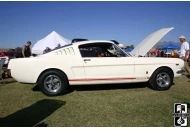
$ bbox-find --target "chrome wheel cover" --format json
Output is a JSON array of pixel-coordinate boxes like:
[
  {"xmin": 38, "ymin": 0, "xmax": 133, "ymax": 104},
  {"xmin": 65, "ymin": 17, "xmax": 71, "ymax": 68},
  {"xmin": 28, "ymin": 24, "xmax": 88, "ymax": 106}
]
[
  {"xmin": 44, "ymin": 75, "xmax": 62, "ymax": 93},
  {"xmin": 156, "ymin": 72, "xmax": 171, "ymax": 88}
]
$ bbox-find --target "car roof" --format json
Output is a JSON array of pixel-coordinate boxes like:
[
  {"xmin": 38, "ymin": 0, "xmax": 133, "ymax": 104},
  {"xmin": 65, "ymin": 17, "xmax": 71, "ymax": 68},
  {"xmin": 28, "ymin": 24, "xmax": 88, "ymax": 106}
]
[
  {"xmin": 72, "ymin": 40, "xmax": 115, "ymax": 47},
  {"xmin": 47, "ymin": 40, "xmax": 115, "ymax": 53}
]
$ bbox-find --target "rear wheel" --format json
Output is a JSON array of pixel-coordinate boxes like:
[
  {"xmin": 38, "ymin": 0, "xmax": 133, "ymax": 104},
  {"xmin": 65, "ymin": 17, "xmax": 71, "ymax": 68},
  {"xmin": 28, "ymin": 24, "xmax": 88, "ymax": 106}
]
[
  {"xmin": 149, "ymin": 68, "xmax": 173, "ymax": 91},
  {"xmin": 38, "ymin": 70, "xmax": 68, "ymax": 96}
]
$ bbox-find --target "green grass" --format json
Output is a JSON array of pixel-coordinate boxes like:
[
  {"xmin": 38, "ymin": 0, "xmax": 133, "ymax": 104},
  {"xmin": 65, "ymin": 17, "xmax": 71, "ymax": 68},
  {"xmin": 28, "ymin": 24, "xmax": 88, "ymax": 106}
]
[{"xmin": 0, "ymin": 75, "xmax": 190, "ymax": 127}]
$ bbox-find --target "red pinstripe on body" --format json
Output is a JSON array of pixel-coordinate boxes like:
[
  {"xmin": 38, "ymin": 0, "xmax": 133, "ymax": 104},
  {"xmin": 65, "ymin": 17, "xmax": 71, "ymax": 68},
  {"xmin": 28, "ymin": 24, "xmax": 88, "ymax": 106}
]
[{"xmin": 69, "ymin": 77, "xmax": 149, "ymax": 82}]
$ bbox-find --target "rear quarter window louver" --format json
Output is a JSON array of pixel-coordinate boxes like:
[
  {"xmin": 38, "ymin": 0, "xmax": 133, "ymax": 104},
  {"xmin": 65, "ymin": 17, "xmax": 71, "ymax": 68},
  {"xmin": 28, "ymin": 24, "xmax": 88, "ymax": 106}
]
[{"xmin": 55, "ymin": 47, "xmax": 75, "ymax": 55}]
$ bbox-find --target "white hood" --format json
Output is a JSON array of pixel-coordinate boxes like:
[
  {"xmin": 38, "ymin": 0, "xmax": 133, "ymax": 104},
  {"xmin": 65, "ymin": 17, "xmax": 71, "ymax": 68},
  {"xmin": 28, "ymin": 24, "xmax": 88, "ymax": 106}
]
[{"xmin": 130, "ymin": 27, "xmax": 174, "ymax": 57}]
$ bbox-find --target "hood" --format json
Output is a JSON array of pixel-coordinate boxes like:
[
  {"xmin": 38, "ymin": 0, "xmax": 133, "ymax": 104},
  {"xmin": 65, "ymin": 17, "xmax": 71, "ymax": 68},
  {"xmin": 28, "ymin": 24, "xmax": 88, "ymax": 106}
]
[{"xmin": 130, "ymin": 27, "xmax": 174, "ymax": 57}]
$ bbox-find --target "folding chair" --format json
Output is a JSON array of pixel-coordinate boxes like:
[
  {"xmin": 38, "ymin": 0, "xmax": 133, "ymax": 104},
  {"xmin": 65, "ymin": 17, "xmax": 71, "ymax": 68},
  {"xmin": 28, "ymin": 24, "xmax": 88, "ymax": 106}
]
[{"xmin": 0, "ymin": 58, "xmax": 6, "ymax": 85}]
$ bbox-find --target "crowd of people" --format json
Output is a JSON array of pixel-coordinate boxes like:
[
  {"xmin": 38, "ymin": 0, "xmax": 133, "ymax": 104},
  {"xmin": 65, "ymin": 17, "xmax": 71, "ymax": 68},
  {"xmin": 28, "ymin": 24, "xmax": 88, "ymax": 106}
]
[
  {"xmin": 147, "ymin": 49, "xmax": 178, "ymax": 57},
  {"xmin": 0, "ymin": 50, "xmax": 6, "ymax": 57},
  {"xmin": 0, "ymin": 50, "xmax": 16, "ymax": 58},
  {"xmin": 146, "ymin": 36, "xmax": 189, "ymax": 60}
]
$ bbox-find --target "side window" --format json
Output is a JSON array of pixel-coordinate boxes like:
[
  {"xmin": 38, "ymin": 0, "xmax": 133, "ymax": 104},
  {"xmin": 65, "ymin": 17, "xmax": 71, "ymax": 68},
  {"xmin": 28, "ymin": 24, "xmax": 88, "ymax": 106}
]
[
  {"xmin": 78, "ymin": 42, "xmax": 127, "ymax": 58},
  {"xmin": 79, "ymin": 45, "xmax": 103, "ymax": 57}
]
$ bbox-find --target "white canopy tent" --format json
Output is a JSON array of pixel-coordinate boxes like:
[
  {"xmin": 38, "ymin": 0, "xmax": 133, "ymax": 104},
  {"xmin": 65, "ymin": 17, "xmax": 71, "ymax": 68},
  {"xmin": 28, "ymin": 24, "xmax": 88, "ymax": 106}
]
[{"xmin": 32, "ymin": 31, "xmax": 71, "ymax": 55}]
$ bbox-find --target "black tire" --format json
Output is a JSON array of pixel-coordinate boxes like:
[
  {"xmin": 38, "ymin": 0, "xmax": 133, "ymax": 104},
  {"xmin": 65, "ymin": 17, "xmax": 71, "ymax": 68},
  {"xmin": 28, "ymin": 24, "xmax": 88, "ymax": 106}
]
[
  {"xmin": 149, "ymin": 68, "xmax": 173, "ymax": 91},
  {"xmin": 38, "ymin": 70, "xmax": 68, "ymax": 96}
]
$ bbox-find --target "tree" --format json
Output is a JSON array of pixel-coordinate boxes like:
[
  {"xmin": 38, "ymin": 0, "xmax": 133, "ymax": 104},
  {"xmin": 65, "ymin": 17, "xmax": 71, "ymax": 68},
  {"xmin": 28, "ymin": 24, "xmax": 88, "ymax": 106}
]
[
  {"xmin": 125, "ymin": 45, "xmax": 135, "ymax": 49},
  {"xmin": 129, "ymin": 45, "xmax": 134, "ymax": 49},
  {"xmin": 14, "ymin": 47, "xmax": 23, "ymax": 58}
]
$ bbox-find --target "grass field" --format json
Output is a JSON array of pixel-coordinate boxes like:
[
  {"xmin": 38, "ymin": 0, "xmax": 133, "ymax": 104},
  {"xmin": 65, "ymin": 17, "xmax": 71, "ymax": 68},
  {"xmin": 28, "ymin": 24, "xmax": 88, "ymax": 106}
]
[{"xmin": 0, "ymin": 75, "xmax": 190, "ymax": 127}]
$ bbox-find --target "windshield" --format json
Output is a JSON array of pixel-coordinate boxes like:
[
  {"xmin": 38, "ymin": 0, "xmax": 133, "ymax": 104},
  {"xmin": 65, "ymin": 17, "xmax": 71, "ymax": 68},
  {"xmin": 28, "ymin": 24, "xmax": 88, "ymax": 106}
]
[{"xmin": 110, "ymin": 43, "xmax": 131, "ymax": 57}]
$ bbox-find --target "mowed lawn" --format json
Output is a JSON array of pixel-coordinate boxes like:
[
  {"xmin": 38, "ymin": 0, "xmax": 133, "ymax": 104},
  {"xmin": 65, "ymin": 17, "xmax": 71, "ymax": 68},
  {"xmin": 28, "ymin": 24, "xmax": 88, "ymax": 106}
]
[{"xmin": 0, "ymin": 75, "xmax": 190, "ymax": 127}]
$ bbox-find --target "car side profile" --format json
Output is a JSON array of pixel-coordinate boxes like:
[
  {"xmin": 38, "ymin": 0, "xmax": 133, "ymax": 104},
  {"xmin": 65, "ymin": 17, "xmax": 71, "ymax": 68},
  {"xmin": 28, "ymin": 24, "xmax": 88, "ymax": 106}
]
[{"xmin": 8, "ymin": 27, "xmax": 184, "ymax": 96}]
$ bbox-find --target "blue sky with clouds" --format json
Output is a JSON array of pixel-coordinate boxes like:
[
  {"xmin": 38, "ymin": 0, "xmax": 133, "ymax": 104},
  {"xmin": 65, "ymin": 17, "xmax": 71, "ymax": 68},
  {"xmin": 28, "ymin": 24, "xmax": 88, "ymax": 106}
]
[{"xmin": 0, "ymin": 1, "xmax": 190, "ymax": 48}]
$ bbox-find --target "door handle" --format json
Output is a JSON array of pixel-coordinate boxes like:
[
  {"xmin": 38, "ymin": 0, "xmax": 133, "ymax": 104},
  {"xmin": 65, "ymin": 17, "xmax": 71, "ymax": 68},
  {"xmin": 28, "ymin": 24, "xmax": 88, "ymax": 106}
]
[{"xmin": 84, "ymin": 59, "xmax": 91, "ymax": 62}]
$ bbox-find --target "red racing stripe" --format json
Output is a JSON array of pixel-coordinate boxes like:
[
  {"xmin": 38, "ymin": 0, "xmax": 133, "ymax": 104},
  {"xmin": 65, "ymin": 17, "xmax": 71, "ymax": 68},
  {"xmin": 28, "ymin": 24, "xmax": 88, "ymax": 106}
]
[{"xmin": 69, "ymin": 77, "xmax": 136, "ymax": 82}]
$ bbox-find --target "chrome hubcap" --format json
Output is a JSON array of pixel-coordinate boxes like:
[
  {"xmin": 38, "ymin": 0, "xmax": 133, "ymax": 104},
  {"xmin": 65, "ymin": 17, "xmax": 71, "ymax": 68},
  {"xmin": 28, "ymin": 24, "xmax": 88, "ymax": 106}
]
[
  {"xmin": 156, "ymin": 72, "xmax": 170, "ymax": 88},
  {"xmin": 44, "ymin": 75, "xmax": 62, "ymax": 93}
]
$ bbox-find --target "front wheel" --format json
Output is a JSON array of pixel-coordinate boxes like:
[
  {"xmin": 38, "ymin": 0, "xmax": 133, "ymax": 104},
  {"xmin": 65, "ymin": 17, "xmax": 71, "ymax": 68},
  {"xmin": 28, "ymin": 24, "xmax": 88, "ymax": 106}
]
[
  {"xmin": 38, "ymin": 70, "xmax": 68, "ymax": 96},
  {"xmin": 149, "ymin": 68, "xmax": 173, "ymax": 91}
]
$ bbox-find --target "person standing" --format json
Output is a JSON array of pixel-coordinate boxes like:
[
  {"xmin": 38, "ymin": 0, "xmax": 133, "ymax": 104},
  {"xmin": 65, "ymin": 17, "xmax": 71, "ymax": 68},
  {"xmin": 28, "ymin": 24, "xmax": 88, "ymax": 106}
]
[
  {"xmin": 171, "ymin": 49, "xmax": 175, "ymax": 57},
  {"xmin": 161, "ymin": 50, "xmax": 164, "ymax": 57},
  {"xmin": 179, "ymin": 36, "xmax": 189, "ymax": 61},
  {"xmin": 22, "ymin": 41, "xmax": 32, "ymax": 58},
  {"xmin": 179, "ymin": 36, "xmax": 190, "ymax": 73},
  {"xmin": 155, "ymin": 49, "xmax": 159, "ymax": 57}
]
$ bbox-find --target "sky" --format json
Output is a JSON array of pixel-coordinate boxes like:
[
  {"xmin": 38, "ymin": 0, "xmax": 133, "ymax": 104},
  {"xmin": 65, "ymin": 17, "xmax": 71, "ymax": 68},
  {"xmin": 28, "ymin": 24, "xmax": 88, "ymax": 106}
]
[{"xmin": 0, "ymin": 1, "xmax": 190, "ymax": 48}]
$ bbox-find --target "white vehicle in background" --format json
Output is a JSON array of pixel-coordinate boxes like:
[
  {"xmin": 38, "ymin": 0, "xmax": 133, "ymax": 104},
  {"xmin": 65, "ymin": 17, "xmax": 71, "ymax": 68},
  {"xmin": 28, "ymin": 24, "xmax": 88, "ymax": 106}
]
[
  {"xmin": 8, "ymin": 27, "xmax": 184, "ymax": 96},
  {"xmin": 0, "ymin": 51, "xmax": 16, "ymax": 67},
  {"xmin": 0, "ymin": 56, "xmax": 10, "ymax": 66},
  {"xmin": 0, "ymin": 56, "xmax": 9, "ymax": 65},
  {"xmin": 0, "ymin": 56, "xmax": 12, "ymax": 78}
]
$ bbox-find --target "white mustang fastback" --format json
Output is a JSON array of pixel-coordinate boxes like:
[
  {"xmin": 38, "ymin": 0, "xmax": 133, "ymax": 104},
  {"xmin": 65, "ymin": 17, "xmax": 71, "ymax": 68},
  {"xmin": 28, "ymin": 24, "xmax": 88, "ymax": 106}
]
[{"xmin": 8, "ymin": 27, "xmax": 184, "ymax": 96}]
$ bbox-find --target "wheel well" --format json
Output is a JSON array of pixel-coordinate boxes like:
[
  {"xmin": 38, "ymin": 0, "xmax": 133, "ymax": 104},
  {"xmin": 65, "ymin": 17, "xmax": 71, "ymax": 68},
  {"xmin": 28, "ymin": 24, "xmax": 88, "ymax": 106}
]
[
  {"xmin": 152, "ymin": 66, "xmax": 174, "ymax": 77},
  {"xmin": 36, "ymin": 68, "xmax": 69, "ymax": 84}
]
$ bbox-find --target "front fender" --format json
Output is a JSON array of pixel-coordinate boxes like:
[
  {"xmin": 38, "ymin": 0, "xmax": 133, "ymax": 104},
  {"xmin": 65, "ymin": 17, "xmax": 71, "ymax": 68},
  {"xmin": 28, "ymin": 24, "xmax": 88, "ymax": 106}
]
[{"xmin": 148, "ymin": 65, "xmax": 175, "ymax": 79}]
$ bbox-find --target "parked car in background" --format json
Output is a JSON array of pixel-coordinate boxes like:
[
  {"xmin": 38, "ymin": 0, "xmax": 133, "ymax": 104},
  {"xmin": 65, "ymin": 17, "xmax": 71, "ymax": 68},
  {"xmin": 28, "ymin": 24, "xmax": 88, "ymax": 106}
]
[
  {"xmin": 0, "ymin": 51, "xmax": 16, "ymax": 67},
  {"xmin": 0, "ymin": 51, "xmax": 14, "ymax": 78},
  {"xmin": 0, "ymin": 52, "xmax": 10, "ymax": 67}
]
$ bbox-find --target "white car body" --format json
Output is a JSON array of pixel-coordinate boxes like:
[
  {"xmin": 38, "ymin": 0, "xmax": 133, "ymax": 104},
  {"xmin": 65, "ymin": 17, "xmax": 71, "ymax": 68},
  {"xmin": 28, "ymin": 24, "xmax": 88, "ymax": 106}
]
[
  {"xmin": 7, "ymin": 27, "xmax": 185, "ymax": 96},
  {"xmin": 8, "ymin": 43, "xmax": 183, "ymax": 85}
]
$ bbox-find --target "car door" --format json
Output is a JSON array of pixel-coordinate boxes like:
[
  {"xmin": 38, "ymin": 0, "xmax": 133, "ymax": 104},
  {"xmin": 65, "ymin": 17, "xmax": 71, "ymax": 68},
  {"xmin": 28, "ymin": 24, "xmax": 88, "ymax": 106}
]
[{"xmin": 79, "ymin": 42, "xmax": 135, "ymax": 84}]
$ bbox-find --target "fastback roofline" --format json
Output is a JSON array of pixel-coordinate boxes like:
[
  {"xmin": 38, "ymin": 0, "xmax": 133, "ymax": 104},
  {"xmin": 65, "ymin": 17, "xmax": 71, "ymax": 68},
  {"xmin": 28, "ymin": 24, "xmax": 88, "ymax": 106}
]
[{"xmin": 71, "ymin": 38, "xmax": 121, "ymax": 45}]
